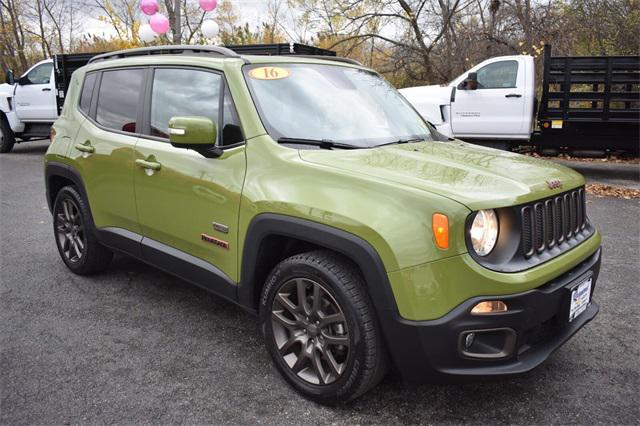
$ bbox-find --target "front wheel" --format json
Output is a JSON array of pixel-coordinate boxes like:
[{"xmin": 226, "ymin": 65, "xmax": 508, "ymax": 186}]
[
  {"xmin": 259, "ymin": 250, "xmax": 388, "ymax": 404},
  {"xmin": 0, "ymin": 117, "xmax": 15, "ymax": 153}
]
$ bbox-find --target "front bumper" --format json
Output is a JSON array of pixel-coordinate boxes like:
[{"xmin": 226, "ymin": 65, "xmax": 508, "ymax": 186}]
[{"xmin": 381, "ymin": 247, "xmax": 601, "ymax": 382}]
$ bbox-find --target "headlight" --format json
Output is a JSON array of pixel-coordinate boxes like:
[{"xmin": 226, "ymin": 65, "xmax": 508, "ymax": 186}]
[{"xmin": 469, "ymin": 209, "xmax": 499, "ymax": 256}]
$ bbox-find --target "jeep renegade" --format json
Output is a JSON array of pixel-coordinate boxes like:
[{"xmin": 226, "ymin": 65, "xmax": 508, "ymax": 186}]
[{"xmin": 45, "ymin": 45, "xmax": 602, "ymax": 404}]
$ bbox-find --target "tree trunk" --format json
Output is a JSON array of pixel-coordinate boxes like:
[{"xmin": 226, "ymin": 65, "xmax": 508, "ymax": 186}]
[
  {"xmin": 164, "ymin": 0, "xmax": 181, "ymax": 44},
  {"xmin": 44, "ymin": 0, "xmax": 65, "ymax": 53},
  {"xmin": 5, "ymin": 0, "xmax": 28, "ymax": 69},
  {"xmin": 35, "ymin": 0, "xmax": 49, "ymax": 58}
]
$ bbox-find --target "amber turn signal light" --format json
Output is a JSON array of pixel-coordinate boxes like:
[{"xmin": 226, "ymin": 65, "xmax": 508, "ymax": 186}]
[
  {"xmin": 471, "ymin": 300, "xmax": 508, "ymax": 314},
  {"xmin": 432, "ymin": 213, "xmax": 449, "ymax": 249}
]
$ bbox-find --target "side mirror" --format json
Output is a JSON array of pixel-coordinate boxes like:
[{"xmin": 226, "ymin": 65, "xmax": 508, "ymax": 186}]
[
  {"xmin": 17, "ymin": 75, "xmax": 29, "ymax": 86},
  {"xmin": 465, "ymin": 72, "xmax": 478, "ymax": 90},
  {"xmin": 5, "ymin": 69, "xmax": 14, "ymax": 85},
  {"xmin": 168, "ymin": 116, "xmax": 222, "ymax": 158}
]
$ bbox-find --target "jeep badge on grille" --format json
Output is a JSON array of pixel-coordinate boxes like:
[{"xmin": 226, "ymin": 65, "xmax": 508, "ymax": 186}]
[{"xmin": 546, "ymin": 179, "xmax": 563, "ymax": 190}]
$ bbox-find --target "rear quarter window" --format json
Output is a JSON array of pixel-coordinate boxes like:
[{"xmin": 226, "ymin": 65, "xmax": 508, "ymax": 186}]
[{"xmin": 79, "ymin": 73, "xmax": 97, "ymax": 115}]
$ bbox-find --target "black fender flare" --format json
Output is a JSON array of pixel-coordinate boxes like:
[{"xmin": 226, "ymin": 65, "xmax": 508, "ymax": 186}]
[
  {"xmin": 238, "ymin": 213, "xmax": 400, "ymax": 317},
  {"xmin": 44, "ymin": 161, "xmax": 100, "ymax": 235},
  {"xmin": 45, "ymin": 162, "xmax": 85, "ymax": 210}
]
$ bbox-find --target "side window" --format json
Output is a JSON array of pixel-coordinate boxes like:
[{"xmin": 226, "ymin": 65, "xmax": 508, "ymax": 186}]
[
  {"xmin": 149, "ymin": 68, "xmax": 221, "ymax": 139},
  {"xmin": 221, "ymin": 86, "xmax": 244, "ymax": 146},
  {"xmin": 24, "ymin": 62, "xmax": 53, "ymax": 85},
  {"xmin": 476, "ymin": 61, "xmax": 518, "ymax": 89},
  {"xmin": 79, "ymin": 73, "xmax": 97, "ymax": 115},
  {"xmin": 96, "ymin": 69, "xmax": 144, "ymax": 133}
]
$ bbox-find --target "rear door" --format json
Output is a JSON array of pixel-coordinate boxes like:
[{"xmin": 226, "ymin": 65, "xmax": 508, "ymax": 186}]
[
  {"xmin": 133, "ymin": 67, "xmax": 246, "ymax": 282},
  {"xmin": 14, "ymin": 61, "xmax": 57, "ymax": 121},
  {"xmin": 69, "ymin": 68, "xmax": 143, "ymax": 234},
  {"xmin": 450, "ymin": 58, "xmax": 528, "ymax": 139}
]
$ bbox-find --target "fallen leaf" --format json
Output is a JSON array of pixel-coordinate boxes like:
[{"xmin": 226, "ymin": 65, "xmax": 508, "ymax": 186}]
[{"xmin": 586, "ymin": 183, "xmax": 640, "ymax": 199}]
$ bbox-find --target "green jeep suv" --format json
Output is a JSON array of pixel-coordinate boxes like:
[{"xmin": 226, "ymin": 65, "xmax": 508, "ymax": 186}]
[{"xmin": 45, "ymin": 46, "xmax": 602, "ymax": 404}]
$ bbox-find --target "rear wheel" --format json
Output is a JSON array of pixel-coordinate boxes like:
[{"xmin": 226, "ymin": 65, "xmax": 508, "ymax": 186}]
[
  {"xmin": 53, "ymin": 186, "xmax": 113, "ymax": 274},
  {"xmin": 0, "ymin": 117, "xmax": 15, "ymax": 153},
  {"xmin": 260, "ymin": 250, "xmax": 388, "ymax": 404}
]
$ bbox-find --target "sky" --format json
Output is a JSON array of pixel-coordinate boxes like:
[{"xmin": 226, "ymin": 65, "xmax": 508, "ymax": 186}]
[{"xmin": 82, "ymin": 0, "xmax": 267, "ymax": 39}]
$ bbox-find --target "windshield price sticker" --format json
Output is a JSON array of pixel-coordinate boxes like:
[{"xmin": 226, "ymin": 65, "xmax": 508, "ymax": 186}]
[{"xmin": 249, "ymin": 67, "xmax": 291, "ymax": 80}]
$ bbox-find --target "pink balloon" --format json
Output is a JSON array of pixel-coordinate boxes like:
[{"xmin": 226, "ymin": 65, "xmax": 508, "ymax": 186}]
[
  {"xmin": 150, "ymin": 13, "xmax": 169, "ymax": 34},
  {"xmin": 140, "ymin": 0, "xmax": 158, "ymax": 16},
  {"xmin": 199, "ymin": 0, "xmax": 217, "ymax": 12}
]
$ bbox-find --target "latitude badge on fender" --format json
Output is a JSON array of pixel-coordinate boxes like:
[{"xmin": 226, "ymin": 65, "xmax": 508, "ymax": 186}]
[{"xmin": 212, "ymin": 222, "xmax": 229, "ymax": 234}]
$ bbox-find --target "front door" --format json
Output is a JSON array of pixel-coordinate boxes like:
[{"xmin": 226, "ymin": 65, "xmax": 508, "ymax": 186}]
[
  {"xmin": 70, "ymin": 68, "xmax": 145, "ymax": 234},
  {"xmin": 14, "ymin": 61, "xmax": 57, "ymax": 121},
  {"xmin": 451, "ymin": 59, "xmax": 527, "ymax": 138},
  {"xmin": 133, "ymin": 67, "xmax": 246, "ymax": 282}
]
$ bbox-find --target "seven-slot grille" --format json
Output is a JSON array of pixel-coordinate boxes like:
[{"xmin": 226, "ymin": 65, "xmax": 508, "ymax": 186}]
[{"xmin": 520, "ymin": 187, "xmax": 587, "ymax": 258}]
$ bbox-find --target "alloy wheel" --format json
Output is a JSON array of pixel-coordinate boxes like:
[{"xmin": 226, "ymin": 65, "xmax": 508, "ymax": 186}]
[
  {"xmin": 271, "ymin": 277, "xmax": 351, "ymax": 385},
  {"xmin": 55, "ymin": 198, "xmax": 86, "ymax": 263}
]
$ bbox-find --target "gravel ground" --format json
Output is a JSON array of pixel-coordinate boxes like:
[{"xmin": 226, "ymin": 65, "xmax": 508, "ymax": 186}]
[{"xmin": 1, "ymin": 140, "xmax": 639, "ymax": 425}]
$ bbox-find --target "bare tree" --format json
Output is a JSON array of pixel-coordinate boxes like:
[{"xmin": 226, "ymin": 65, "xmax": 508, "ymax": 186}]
[
  {"xmin": 0, "ymin": 0, "xmax": 29, "ymax": 69},
  {"xmin": 91, "ymin": 0, "xmax": 138, "ymax": 41}
]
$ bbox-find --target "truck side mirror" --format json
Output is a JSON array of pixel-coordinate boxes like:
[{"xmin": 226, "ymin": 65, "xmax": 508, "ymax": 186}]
[
  {"xmin": 5, "ymin": 69, "xmax": 14, "ymax": 85},
  {"xmin": 465, "ymin": 72, "xmax": 478, "ymax": 90}
]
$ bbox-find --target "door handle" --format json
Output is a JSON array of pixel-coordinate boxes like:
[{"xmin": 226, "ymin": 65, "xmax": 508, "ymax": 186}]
[
  {"xmin": 42, "ymin": 88, "xmax": 52, "ymax": 92},
  {"xmin": 505, "ymin": 93, "xmax": 522, "ymax": 98},
  {"xmin": 135, "ymin": 159, "xmax": 162, "ymax": 171},
  {"xmin": 74, "ymin": 142, "xmax": 95, "ymax": 153}
]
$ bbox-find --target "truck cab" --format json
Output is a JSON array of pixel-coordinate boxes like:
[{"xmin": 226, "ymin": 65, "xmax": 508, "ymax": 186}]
[
  {"xmin": 0, "ymin": 59, "xmax": 58, "ymax": 152},
  {"xmin": 400, "ymin": 55, "xmax": 535, "ymax": 145},
  {"xmin": 12, "ymin": 59, "xmax": 59, "ymax": 122}
]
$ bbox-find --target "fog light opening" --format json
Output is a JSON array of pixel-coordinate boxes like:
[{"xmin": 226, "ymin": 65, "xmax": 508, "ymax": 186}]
[{"xmin": 471, "ymin": 300, "xmax": 508, "ymax": 314}]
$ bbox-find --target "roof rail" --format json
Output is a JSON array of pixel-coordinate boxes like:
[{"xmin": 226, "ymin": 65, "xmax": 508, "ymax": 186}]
[{"xmin": 88, "ymin": 45, "xmax": 240, "ymax": 63}]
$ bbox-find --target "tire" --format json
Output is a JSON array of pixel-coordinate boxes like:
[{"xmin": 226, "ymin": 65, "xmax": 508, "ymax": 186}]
[
  {"xmin": 259, "ymin": 250, "xmax": 388, "ymax": 404},
  {"xmin": 53, "ymin": 186, "xmax": 113, "ymax": 275},
  {"xmin": 0, "ymin": 116, "xmax": 15, "ymax": 153}
]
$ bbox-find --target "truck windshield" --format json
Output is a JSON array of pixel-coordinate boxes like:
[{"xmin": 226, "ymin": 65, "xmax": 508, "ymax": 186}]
[{"xmin": 243, "ymin": 63, "xmax": 433, "ymax": 148}]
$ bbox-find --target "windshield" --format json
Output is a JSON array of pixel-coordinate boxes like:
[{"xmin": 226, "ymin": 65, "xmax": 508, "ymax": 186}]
[{"xmin": 243, "ymin": 63, "xmax": 433, "ymax": 147}]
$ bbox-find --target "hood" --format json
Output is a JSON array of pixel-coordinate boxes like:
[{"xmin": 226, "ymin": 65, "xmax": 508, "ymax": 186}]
[
  {"xmin": 298, "ymin": 141, "xmax": 585, "ymax": 210},
  {"xmin": 399, "ymin": 85, "xmax": 453, "ymax": 125},
  {"xmin": 0, "ymin": 83, "xmax": 14, "ymax": 96}
]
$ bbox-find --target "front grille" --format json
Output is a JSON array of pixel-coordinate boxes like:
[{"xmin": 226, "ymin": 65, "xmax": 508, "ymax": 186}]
[{"xmin": 520, "ymin": 187, "xmax": 587, "ymax": 259}]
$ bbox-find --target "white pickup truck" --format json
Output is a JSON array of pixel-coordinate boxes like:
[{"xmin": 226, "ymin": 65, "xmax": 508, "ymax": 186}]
[
  {"xmin": 400, "ymin": 54, "xmax": 536, "ymax": 149},
  {"xmin": 0, "ymin": 59, "xmax": 59, "ymax": 152},
  {"xmin": 400, "ymin": 45, "xmax": 640, "ymax": 156},
  {"xmin": 1, "ymin": 53, "xmax": 97, "ymax": 153}
]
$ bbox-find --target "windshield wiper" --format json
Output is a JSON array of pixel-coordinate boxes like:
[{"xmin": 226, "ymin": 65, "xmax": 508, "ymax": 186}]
[
  {"xmin": 376, "ymin": 137, "xmax": 428, "ymax": 147},
  {"xmin": 277, "ymin": 137, "xmax": 361, "ymax": 150}
]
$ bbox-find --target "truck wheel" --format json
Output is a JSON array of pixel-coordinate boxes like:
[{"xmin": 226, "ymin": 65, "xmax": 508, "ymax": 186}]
[
  {"xmin": 259, "ymin": 250, "xmax": 388, "ymax": 404},
  {"xmin": 0, "ymin": 116, "xmax": 15, "ymax": 153},
  {"xmin": 53, "ymin": 186, "xmax": 113, "ymax": 275}
]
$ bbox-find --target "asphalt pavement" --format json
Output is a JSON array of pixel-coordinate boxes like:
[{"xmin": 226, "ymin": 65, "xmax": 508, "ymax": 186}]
[
  {"xmin": 1, "ymin": 140, "xmax": 639, "ymax": 425},
  {"xmin": 552, "ymin": 159, "xmax": 640, "ymax": 190}
]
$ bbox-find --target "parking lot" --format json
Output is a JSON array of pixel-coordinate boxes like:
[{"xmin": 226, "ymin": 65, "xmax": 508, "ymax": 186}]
[{"xmin": 1, "ymin": 140, "xmax": 639, "ymax": 424}]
